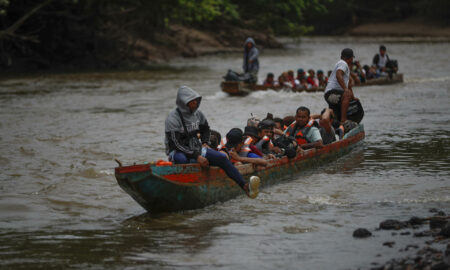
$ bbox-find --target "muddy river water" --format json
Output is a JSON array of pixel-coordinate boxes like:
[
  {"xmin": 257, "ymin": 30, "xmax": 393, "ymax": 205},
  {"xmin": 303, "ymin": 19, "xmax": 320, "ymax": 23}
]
[{"xmin": 0, "ymin": 37, "xmax": 449, "ymax": 269}]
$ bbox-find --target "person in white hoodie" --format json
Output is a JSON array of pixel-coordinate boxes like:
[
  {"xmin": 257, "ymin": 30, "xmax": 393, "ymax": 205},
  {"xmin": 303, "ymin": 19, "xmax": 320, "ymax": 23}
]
[{"xmin": 165, "ymin": 86, "xmax": 260, "ymax": 198}]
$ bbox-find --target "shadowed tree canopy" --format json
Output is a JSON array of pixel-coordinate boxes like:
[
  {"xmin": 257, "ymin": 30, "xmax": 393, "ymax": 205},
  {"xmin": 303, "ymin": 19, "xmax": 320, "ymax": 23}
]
[{"xmin": 0, "ymin": 0, "xmax": 448, "ymax": 71}]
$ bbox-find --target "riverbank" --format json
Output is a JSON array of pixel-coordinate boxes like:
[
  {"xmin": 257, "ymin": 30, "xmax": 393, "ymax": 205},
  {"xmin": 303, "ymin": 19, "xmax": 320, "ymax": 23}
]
[
  {"xmin": 348, "ymin": 19, "xmax": 450, "ymax": 37},
  {"xmin": 0, "ymin": 24, "xmax": 282, "ymax": 75}
]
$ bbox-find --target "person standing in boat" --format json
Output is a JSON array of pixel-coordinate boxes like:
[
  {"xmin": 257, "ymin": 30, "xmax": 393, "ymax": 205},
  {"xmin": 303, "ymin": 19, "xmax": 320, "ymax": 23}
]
[
  {"xmin": 324, "ymin": 48, "xmax": 358, "ymax": 125},
  {"xmin": 243, "ymin": 37, "xmax": 259, "ymax": 84},
  {"xmin": 165, "ymin": 86, "xmax": 260, "ymax": 198}
]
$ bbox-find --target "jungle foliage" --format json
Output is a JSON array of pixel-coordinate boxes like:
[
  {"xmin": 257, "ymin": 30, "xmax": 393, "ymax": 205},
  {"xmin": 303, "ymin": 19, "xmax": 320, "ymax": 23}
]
[{"xmin": 0, "ymin": 0, "xmax": 448, "ymax": 70}]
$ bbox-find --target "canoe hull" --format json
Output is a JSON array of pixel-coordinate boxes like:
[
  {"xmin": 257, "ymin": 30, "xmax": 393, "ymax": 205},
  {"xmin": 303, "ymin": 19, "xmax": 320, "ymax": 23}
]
[
  {"xmin": 115, "ymin": 125, "xmax": 365, "ymax": 213},
  {"xmin": 221, "ymin": 73, "xmax": 403, "ymax": 96}
]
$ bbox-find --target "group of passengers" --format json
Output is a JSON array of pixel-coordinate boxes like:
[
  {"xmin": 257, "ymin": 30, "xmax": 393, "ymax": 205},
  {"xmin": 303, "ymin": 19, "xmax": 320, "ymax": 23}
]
[
  {"xmin": 263, "ymin": 68, "xmax": 328, "ymax": 90},
  {"xmin": 165, "ymin": 47, "xmax": 365, "ymax": 199},
  {"xmin": 351, "ymin": 45, "xmax": 399, "ymax": 84},
  {"xmin": 262, "ymin": 45, "xmax": 398, "ymax": 90},
  {"xmin": 164, "ymin": 86, "xmax": 352, "ymax": 199}
]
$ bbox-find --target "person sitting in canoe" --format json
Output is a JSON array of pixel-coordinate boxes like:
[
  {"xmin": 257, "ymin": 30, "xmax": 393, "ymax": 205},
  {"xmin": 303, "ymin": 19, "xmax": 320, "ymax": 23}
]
[
  {"xmin": 311, "ymin": 108, "xmax": 338, "ymax": 144},
  {"xmin": 263, "ymin": 73, "xmax": 275, "ymax": 87},
  {"xmin": 295, "ymin": 68, "xmax": 308, "ymax": 90},
  {"xmin": 242, "ymin": 126, "xmax": 264, "ymax": 158},
  {"xmin": 324, "ymin": 48, "xmax": 359, "ymax": 125},
  {"xmin": 273, "ymin": 117, "xmax": 285, "ymax": 139},
  {"xmin": 243, "ymin": 37, "xmax": 259, "ymax": 84},
  {"xmin": 287, "ymin": 70, "xmax": 296, "ymax": 88},
  {"xmin": 284, "ymin": 106, "xmax": 324, "ymax": 150},
  {"xmin": 278, "ymin": 72, "xmax": 293, "ymax": 89},
  {"xmin": 165, "ymin": 86, "xmax": 260, "ymax": 198},
  {"xmin": 372, "ymin": 45, "xmax": 398, "ymax": 78},
  {"xmin": 317, "ymin": 70, "xmax": 327, "ymax": 88},
  {"xmin": 306, "ymin": 69, "xmax": 319, "ymax": 88},
  {"xmin": 219, "ymin": 128, "xmax": 268, "ymax": 167},
  {"xmin": 255, "ymin": 119, "xmax": 282, "ymax": 156}
]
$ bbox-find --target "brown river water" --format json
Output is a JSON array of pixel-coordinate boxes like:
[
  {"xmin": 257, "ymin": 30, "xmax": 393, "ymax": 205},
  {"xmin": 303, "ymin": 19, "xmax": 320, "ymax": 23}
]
[{"xmin": 0, "ymin": 37, "xmax": 449, "ymax": 269}]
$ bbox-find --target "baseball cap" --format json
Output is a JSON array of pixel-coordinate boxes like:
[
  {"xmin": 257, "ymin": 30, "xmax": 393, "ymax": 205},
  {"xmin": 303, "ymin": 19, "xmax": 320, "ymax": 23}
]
[
  {"xmin": 341, "ymin": 48, "xmax": 355, "ymax": 59},
  {"xmin": 258, "ymin": 119, "xmax": 275, "ymax": 130},
  {"xmin": 243, "ymin": 126, "xmax": 259, "ymax": 138},
  {"xmin": 225, "ymin": 128, "xmax": 243, "ymax": 148}
]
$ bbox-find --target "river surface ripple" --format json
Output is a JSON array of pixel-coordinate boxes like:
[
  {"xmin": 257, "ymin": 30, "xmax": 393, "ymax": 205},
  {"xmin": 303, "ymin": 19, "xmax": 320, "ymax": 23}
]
[{"xmin": 0, "ymin": 37, "xmax": 449, "ymax": 269}]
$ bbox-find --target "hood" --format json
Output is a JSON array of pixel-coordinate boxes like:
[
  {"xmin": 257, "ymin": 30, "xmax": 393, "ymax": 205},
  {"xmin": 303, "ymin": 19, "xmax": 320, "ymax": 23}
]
[
  {"xmin": 176, "ymin": 86, "xmax": 202, "ymax": 114},
  {"xmin": 244, "ymin": 37, "xmax": 256, "ymax": 48}
]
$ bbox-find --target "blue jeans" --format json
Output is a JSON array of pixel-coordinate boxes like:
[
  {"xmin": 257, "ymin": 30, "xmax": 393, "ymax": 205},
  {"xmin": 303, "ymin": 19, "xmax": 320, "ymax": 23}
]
[{"xmin": 170, "ymin": 148, "xmax": 246, "ymax": 188}]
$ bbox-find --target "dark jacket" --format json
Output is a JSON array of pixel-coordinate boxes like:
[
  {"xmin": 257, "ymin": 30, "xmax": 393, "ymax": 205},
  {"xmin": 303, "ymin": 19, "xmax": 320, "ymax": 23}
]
[
  {"xmin": 165, "ymin": 86, "xmax": 210, "ymax": 159},
  {"xmin": 243, "ymin": 37, "xmax": 259, "ymax": 73}
]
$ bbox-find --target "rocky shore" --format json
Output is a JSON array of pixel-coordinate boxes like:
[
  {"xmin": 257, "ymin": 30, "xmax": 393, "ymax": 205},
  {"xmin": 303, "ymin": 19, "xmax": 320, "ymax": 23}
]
[{"xmin": 353, "ymin": 209, "xmax": 450, "ymax": 270}]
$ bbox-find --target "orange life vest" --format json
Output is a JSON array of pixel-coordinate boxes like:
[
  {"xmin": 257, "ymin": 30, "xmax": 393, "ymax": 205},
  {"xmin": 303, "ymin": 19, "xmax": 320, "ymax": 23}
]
[{"xmin": 285, "ymin": 120, "xmax": 314, "ymax": 145}]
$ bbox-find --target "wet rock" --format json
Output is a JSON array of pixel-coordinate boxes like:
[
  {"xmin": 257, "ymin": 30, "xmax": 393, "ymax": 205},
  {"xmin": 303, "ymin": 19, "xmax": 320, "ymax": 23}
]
[
  {"xmin": 430, "ymin": 208, "xmax": 440, "ymax": 213},
  {"xmin": 431, "ymin": 262, "xmax": 449, "ymax": 270},
  {"xmin": 409, "ymin": 216, "xmax": 425, "ymax": 226},
  {"xmin": 439, "ymin": 222, "xmax": 450, "ymax": 237},
  {"xmin": 444, "ymin": 244, "xmax": 450, "ymax": 265},
  {"xmin": 435, "ymin": 211, "xmax": 447, "ymax": 217},
  {"xmin": 353, "ymin": 228, "xmax": 372, "ymax": 238},
  {"xmin": 414, "ymin": 230, "xmax": 433, "ymax": 237},
  {"xmin": 430, "ymin": 217, "xmax": 448, "ymax": 229},
  {"xmin": 383, "ymin": 241, "xmax": 396, "ymax": 248},
  {"xmin": 401, "ymin": 231, "xmax": 411, "ymax": 235},
  {"xmin": 380, "ymin": 219, "xmax": 407, "ymax": 230},
  {"xmin": 392, "ymin": 232, "xmax": 398, "ymax": 236}
]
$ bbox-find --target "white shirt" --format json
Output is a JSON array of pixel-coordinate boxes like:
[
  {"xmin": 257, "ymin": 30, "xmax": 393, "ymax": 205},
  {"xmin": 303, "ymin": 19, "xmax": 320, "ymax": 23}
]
[
  {"xmin": 378, "ymin": 54, "xmax": 388, "ymax": 68},
  {"xmin": 325, "ymin": 60, "xmax": 350, "ymax": 93}
]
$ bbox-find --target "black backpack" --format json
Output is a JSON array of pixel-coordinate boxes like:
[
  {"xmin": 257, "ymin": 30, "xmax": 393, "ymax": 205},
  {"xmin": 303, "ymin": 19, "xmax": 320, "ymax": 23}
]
[
  {"xmin": 347, "ymin": 99, "xmax": 364, "ymax": 124},
  {"xmin": 273, "ymin": 136, "xmax": 297, "ymax": 158}
]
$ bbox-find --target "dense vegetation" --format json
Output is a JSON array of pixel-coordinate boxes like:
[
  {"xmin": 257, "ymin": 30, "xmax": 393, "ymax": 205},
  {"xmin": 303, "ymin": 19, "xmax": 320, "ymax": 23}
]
[{"xmin": 0, "ymin": 0, "xmax": 448, "ymax": 71}]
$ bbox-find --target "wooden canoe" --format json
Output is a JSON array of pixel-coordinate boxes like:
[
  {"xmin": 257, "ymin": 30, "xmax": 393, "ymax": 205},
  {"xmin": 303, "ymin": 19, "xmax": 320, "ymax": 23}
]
[
  {"xmin": 221, "ymin": 73, "xmax": 403, "ymax": 96},
  {"xmin": 115, "ymin": 125, "xmax": 365, "ymax": 214}
]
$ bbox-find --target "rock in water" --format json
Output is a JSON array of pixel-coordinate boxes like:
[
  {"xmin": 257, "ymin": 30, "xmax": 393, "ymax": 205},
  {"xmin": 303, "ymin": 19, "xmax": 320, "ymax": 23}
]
[
  {"xmin": 439, "ymin": 222, "xmax": 450, "ymax": 237},
  {"xmin": 409, "ymin": 216, "xmax": 425, "ymax": 225},
  {"xmin": 380, "ymin": 219, "xmax": 406, "ymax": 230},
  {"xmin": 430, "ymin": 217, "xmax": 447, "ymax": 229},
  {"xmin": 353, "ymin": 228, "xmax": 372, "ymax": 238}
]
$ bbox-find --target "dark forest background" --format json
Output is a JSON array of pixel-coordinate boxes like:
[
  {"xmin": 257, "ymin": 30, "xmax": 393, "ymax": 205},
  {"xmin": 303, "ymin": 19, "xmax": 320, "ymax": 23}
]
[{"xmin": 0, "ymin": 0, "xmax": 449, "ymax": 71}]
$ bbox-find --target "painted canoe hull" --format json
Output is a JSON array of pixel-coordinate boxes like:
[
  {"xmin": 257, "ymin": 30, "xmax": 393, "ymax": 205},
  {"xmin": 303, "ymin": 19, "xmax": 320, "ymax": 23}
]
[
  {"xmin": 115, "ymin": 125, "xmax": 365, "ymax": 213},
  {"xmin": 221, "ymin": 73, "xmax": 403, "ymax": 96}
]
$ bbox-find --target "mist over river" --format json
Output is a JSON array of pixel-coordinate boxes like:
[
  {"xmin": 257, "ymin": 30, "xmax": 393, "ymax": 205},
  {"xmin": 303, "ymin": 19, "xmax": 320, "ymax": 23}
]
[{"xmin": 0, "ymin": 37, "xmax": 449, "ymax": 269}]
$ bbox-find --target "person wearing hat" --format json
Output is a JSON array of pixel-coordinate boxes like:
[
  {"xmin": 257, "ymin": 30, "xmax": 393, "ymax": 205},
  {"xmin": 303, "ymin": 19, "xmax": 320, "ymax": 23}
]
[
  {"xmin": 324, "ymin": 48, "xmax": 359, "ymax": 124},
  {"xmin": 165, "ymin": 86, "xmax": 260, "ymax": 198},
  {"xmin": 255, "ymin": 119, "xmax": 282, "ymax": 155},
  {"xmin": 220, "ymin": 128, "xmax": 268, "ymax": 168}
]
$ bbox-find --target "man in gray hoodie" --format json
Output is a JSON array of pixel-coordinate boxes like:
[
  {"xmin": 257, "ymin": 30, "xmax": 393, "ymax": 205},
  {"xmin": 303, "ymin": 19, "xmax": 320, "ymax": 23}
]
[
  {"xmin": 165, "ymin": 86, "xmax": 260, "ymax": 198},
  {"xmin": 243, "ymin": 37, "xmax": 259, "ymax": 83}
]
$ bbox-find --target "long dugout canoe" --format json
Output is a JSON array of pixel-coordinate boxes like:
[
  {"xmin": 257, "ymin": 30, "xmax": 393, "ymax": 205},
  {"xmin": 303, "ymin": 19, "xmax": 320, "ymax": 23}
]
[
  {"xmin": 115, "ymin": 125, "xmax": 365, "ymax": 214},
  {"xmin": 221, "ymin": 73, "xmax": 403, "ymax": 96}
]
